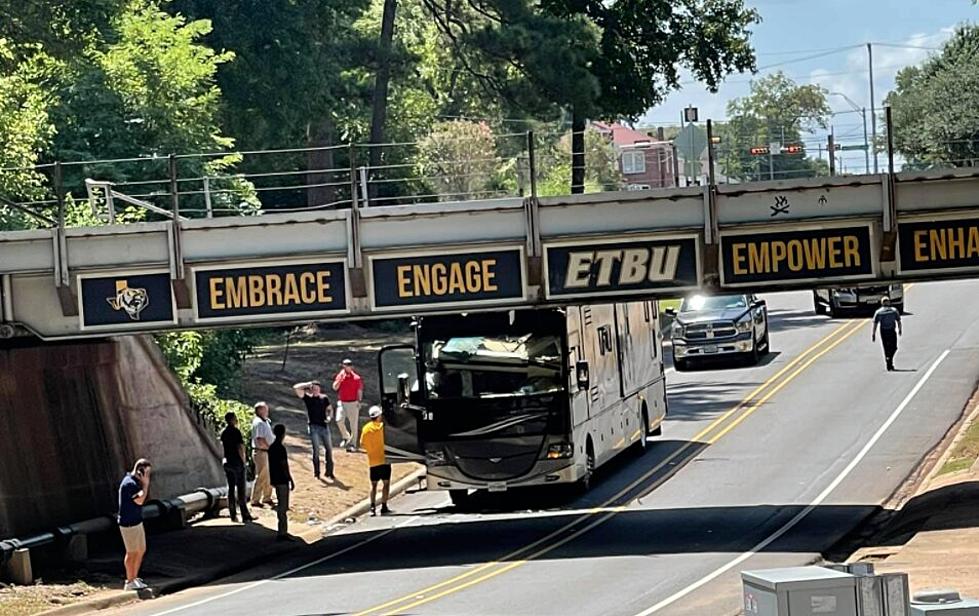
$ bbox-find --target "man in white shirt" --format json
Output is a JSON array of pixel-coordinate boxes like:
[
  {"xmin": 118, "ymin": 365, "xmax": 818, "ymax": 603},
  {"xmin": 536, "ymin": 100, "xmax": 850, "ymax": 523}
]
[{"xmin": 250, "ymin": 401, "xmax": 275, "ymax": 507}]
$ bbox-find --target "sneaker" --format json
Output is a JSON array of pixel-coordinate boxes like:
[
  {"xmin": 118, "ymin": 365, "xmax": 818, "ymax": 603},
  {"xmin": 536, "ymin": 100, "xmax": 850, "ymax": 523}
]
[
  {"xmin": 339, "ymin": 439, "xmax": 347, "ymax": 449},
  {"xmin": 134, "ymin": 578, "xmax": 149, "ymax": 589},
  {"xmin": 380, "ymin": 504, "xmax": 392, "ymax": 515},
  {"xmin": 123, "ymin": 581, "xmax": 138, "ymax": 591}
]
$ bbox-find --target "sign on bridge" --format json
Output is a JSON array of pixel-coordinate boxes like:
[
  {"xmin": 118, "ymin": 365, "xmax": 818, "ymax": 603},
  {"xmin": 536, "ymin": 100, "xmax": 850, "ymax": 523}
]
[
  {"xmin": 79, "ymin": 271, "xmax": 176, "ymax": 331},
  {"xmin": 898, "ymin": 216, "xmax": 979, "ymax": 275}
]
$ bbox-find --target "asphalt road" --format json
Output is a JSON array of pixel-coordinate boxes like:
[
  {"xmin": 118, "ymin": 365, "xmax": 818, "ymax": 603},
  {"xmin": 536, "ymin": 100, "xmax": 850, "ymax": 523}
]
[{"xmin": 120, "ymin": 282, "xmax": 979, "ymax": 616}]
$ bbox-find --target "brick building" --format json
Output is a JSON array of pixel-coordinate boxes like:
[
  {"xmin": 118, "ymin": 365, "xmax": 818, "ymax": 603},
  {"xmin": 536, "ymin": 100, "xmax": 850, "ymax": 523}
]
[{"xmin": 592, "ymin": 121, "xmax": 676, "ymax": 190}]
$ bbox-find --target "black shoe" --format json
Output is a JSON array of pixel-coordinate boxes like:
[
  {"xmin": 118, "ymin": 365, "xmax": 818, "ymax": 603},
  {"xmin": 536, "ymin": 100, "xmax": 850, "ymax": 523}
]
[
  {"xmin": 370, "ymin": 506, "xmax": 377, "ymax": 517},
  {"xmin": 230, "ymin": 516, "xmax": 239, "ymax": 523},
  {"xmin": 380, "ymin": 505, "xmax": 392, "ymax": 515}
]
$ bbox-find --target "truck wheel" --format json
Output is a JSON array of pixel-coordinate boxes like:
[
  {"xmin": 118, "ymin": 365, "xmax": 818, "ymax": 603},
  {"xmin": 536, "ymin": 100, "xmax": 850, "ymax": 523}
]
[
  {"xmin": 579, "ymin": 442, "xmax": 595, "ymax": 493},
  {"xmin": 634, "ymin": 410, "xmax": 649, "ymax": 455},
  {"xmin": 749, "ymin": 337, "xmax": 761, "ymax": 365},
  {"xmin": 814, "ymin": 293, "xmax": 827, "ymax": 315},
  {"xmin": 828, "ymin": 297, "xmax": 840, "ymax": 318},
  {"xmin": 672, "ymin": 349, "xmax": 689, "ymax": 371},
  {"xmin": 449, "ymin": 489, "xmax": 470, "ymax": 508},
  {"xmin": 759, "ymin": 329, "xmax": 770, "ymax": 355}
]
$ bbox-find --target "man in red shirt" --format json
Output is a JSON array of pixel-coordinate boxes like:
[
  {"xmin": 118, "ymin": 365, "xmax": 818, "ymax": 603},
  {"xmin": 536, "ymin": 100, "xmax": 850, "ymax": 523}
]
[{"xmin": 332, "ymin": 358, "xmax": 364, "ymax": 452}]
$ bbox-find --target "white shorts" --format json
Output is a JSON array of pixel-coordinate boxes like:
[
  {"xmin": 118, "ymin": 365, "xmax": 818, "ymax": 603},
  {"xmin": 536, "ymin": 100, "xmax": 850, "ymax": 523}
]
[{"xmin": 119, "ymin": 523, "xmax": 146, "ymax": 553}]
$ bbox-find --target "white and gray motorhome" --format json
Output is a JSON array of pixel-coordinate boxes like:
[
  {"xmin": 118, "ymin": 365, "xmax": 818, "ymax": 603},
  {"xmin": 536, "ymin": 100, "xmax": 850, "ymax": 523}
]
[{"xmin": 377, "ymin": 301, "xmax": 668, "ymax": 504}]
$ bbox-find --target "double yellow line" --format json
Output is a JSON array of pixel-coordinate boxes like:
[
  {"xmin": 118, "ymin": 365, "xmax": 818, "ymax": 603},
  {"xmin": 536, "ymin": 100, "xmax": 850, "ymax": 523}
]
[{"xmin": 353, "ymin": 318, "xmax": 869, "ymax": 616}]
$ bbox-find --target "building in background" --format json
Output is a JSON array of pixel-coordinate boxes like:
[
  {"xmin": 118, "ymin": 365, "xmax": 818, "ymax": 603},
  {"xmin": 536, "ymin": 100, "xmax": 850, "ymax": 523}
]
[{"xmin": 592, "ymin": 122, "xmax": 676, "ymax": 190}]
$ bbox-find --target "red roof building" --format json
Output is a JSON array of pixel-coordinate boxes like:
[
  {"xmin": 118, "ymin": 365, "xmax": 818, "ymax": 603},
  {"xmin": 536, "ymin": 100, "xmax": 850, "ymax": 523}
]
[{"xmin": 592, "ymin": 121, "xmax": 676, "ymax": 190}]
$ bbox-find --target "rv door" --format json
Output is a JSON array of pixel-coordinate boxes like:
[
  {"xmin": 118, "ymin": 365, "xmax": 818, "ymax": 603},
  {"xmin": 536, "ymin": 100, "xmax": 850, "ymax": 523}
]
[{"xmin": 377, "ymin": 344, "xmax": 425, "ymax": 461}]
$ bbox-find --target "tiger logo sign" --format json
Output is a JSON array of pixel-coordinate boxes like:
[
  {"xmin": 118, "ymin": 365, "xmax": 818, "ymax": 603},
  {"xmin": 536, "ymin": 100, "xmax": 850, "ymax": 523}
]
[{"xmin": 106, "ymin": 280, "xmax": 150, "ymax": 321}]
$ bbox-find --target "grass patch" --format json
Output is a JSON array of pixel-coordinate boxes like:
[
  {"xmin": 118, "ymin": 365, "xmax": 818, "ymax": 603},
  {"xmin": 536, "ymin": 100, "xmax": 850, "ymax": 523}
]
[
  {"xmin": 939, "ymin": 413, "xmax": 979, "ymax": 475},
  {"xmin": 659, "ymin": 298, "xmax": 681, "ymax": 312}
]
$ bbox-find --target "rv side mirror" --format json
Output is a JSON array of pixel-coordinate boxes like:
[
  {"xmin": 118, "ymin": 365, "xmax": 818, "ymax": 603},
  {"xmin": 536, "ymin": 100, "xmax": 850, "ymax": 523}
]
[
  {"xmin": 575, "ymin": 360, "xmax": 590, "ymax": 390},
  {"xmin": 396, "ymin": 373, "xmax": 410, "ymax": 406},
  {"xmin": 753, "ymin": 299, "xmax": 766, "ymax": 309},
  {"xmin": 664, "ymin": 307, "xmax": 677, "ymax": 318}
]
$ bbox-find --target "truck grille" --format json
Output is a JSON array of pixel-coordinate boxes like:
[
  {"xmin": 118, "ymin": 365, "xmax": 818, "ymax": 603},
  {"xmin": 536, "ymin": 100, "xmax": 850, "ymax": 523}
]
[{"xmin": 683, "ymin": 321, "xmax": 737, "ymax": 340}]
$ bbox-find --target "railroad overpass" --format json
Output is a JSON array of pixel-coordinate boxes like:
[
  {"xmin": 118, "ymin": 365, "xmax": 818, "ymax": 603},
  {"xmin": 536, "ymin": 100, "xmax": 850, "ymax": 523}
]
[{"xmin": 3, "ymin": 168, "xmax": 979, "ymax": 339}]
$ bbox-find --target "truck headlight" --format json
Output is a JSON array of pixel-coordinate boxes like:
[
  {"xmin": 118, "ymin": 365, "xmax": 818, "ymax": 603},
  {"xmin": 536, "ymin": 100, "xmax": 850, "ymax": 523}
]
[
  {"xmin": 426, "ymin": 449, "xmax": 449, "ymax": 466},
  {"xmin": 546, "ymin": 442, "xmax": 574, "ymax": 459},
  {"xmin": 735, "ymin": 316, "xmax": 753, "ymax": 333},
  {"xmin": 672, "ymin": 322, "xmax": 684, "ymax": 337}
]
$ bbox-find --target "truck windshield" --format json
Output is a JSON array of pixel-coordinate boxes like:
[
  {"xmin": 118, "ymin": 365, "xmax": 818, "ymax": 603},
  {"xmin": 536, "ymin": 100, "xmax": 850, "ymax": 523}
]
[
  {"xmin": 422, "ymin": 334, "xmax": 564, "ymax": 399},
  {"xmin": 681, "ymin": 295, "xmax": 747, "ymax": 312}
]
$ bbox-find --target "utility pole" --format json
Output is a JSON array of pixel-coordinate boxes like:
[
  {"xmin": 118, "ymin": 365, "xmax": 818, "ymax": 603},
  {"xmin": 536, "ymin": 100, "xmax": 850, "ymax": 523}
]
[
  {"xmin": 828, "ymin": 130, "xmax": 836, "ymax": 176},
  {"xmin": 868, "ymin": 43, "xmax": 878, "ymax": 174}
]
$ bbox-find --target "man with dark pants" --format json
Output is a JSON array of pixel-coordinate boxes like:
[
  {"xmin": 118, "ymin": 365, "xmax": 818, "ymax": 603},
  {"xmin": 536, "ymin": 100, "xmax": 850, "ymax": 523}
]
[
  {"xmin": 268, "ymin": 424, "xmax": 295, "ymax": 540},
  {"xmin": 220, "ymin": 412, "xmax": 254, "ymax": 522},
  {"xmin": 293, "ymin": 380, "xmax": 335, "ymax": 480},
  {"xmin": 872, "ymin": 296, "xmax": 903, "ymax": 371},
  {"xmin": 360, "ymin": 406, "xmax": 392, "ymax": 516},
  {"xmin": 118, "ymin": 459, "xmax": 151, "ymax": 591}
]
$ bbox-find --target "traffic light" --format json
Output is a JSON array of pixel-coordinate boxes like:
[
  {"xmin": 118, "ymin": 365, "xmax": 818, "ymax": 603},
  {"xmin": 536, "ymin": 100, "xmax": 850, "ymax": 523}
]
[
  {"xmin": 781, "ymin": 144, "xmax": 804, "ymax": 155},
  {"xmin": 749, "ymin": 146, "xmax": 769, "ymax": 156}
]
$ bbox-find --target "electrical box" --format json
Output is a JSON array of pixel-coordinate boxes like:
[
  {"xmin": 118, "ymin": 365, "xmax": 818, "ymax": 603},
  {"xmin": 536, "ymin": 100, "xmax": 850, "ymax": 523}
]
[
  {"xmin": 910, "ymin": 590, "xmax": 979, "ymax": 615},
  {"xmin": 742, "ymin": 567, "xmax": 859, "ymax": 616}
]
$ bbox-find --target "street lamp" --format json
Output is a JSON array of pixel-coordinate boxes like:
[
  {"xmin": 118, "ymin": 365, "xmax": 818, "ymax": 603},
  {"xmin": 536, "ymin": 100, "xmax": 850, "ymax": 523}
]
[{"xmin": 830, "ymin": 92, "xmax": 870, "ymax": 175}]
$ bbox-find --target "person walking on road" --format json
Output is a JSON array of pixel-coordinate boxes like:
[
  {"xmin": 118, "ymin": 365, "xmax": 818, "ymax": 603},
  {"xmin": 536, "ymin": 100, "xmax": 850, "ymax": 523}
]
[
  {"xmin": 250, "ymin": 402, "xmax": 276, "ymax": 508},
  {"xmin": 333, "ymin": 359, "xmax": 364, "ymax": 452},
  {"xmin": 220, "ymin": 412, "xmax": 254, "ymax": 523},
  {"xmin": 268, "ymin": 424, "xmax": 295, "ymax": 540},
  {"xmin": 360, "ymin": 406, "xmax": 392, "ymax": 516},
  {"xmin": 872, "ymin": 296, "xmax": 903, "ymax": 371},
  {"xmin": 118, "ymin": 459, "xmax": 152, "ymax": 591},
  {"xmin": 293, "ymin": 380, "xmax": 336, "ymax": 480}
]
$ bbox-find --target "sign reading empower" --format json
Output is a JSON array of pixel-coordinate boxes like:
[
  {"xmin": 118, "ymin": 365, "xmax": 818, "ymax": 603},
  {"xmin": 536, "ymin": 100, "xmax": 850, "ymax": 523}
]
[
  {"xmin": 194, "ymin": 261, "xmax": 348, "ymax": 322},
  {"xmin": 898, "ymin": 217, "xmax": 979, "ymax": 274},
  {"xmin": 721, "ymin": 225, "xmax": 874, "ymax": 285},
  {"xmin": 371, "ymin": 248, "xmax": 524, "ymax": 309},
  {"xmin": 545, "ymin": 236, "xmax": 700, "ymax": 299}
]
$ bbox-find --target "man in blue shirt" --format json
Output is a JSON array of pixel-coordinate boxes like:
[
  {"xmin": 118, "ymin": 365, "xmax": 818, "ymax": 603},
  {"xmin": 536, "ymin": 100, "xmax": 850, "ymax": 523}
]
[
  {"xmin": 872, "ymin": 297, "xmax": 903, "ymax": 371},
  {"xmin": 118, "ymin": 459, "xmax": 151, "ymax": 591}
]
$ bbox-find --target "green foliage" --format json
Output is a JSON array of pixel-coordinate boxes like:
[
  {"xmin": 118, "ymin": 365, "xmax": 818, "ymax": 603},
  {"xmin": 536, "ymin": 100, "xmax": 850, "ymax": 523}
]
[
  {"xmin": 415, "ymin": 120, "xmax": 500, "ymax": 199},
  {"xmin": 538, "ymin": 129, "xmax": 621, "ymax": 195},
  {"xmin": 887, "ymin": 25, "xmax": 979, "ymax": 168},
  {"xmin": 720, "ymin": 72, "xmax": 832, "ymax": 181}
]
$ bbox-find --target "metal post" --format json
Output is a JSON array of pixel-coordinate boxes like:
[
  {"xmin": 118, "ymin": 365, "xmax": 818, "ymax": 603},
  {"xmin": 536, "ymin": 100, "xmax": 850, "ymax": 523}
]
[
  {"xmin": 886, "ymin": 105, "xmax": 895, "ymax": 175},
  {"xmin": 349, "ymin": 144, "xmax": 359, "ymax": 209},
  {"xmin": 203, "ymin": 176, "xmax": 213, "ymax": 218},
  {"xmin": 828, "ymin": 131, "xmax": 836, "ymax": 176},
  {"xmin": 671, "ymin": 144, "xmax": 680, "ymax": 187},
  {"xmin": 527, "ymin": 130, "xmax": 538, "ymax": 199},
  {"xmin": 706, "ymin": 120, "xmax": 716, "ymax": 187},
  {"xmin": 168, "ymin": 154, "xmax": 179, "ymax": 218},
  {"xmin": 54, "ymin": 162, "xmax": 65, "ymax": 230},
  {"xmin": 358, "ymin": 166, "xmax": 370, "ymax": 207},
  {"xmin": 768, "ymin": 147, "xmax": 774, "ymax": 181},
  {"xmin": 868, "ymin": 43, "xmax": 879, "ymax": 174},
  {"xmin": 862, "ymin": 108, "xmax": 871, "ymax": 174}
]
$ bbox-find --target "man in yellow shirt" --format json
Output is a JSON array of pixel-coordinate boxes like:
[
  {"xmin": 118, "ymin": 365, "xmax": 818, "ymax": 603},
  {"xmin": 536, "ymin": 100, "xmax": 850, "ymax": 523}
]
[{"xmin": 360, "ymin": 406, "xmax": 392, "ymax": 516}]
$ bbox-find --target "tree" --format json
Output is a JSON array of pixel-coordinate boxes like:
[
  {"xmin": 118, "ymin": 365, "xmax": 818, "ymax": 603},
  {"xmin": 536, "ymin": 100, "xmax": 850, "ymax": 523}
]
[
  {"xmin": 415, "ymin": 120, "xmax": 499, "ymax": 199},
  {"xmin": 538, "ymin": 129, "xmax": 622, "ymax": 195},
  {"xmin": 887, "ymin": 25, "xmax": 979, "ymax": 168},
  {"xmin": 419, "ymin": 0, "xmax": 758, "ymax": 192},
  {"xmin": 720, "ymin": 72, "xmax": 831, "ymax": 181}
]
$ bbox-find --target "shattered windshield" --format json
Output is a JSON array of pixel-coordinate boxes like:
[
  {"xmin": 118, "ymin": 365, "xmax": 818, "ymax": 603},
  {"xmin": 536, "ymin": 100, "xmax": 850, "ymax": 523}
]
[{"xmin": 422, "ymin": 334, "xmax": 564, "ymax": 399}]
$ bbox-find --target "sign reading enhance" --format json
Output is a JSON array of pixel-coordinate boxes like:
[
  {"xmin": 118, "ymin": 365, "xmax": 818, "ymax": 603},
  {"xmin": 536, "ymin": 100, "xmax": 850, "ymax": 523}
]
[
  {"xmin": 898, "ymin": 217, "xmax": 979, "ymax": 274},
  {"xmin": 195, "ymin": 261, "xmax": 347, "ymax": 322},
  {"xmin": 721, "ymin": 225, "xmax": 874, "ymax": 285},
  {"xmin": 79, "ymin": 271, "xmax": 175, "ymax": 329},
  {"xmin": 371, "ymin": 249, "xmax": 524, "ymax": 309},
  {"xmin": 545, "ymin": 237, "xmax": 700, "ymax": 299}
]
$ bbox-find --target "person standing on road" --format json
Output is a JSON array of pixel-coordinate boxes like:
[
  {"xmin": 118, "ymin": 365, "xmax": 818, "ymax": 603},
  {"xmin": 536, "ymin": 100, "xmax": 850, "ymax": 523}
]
[
  {"xmin": 292, "ymin": 380, "xmax": 336, "ymax": 480},
  {"xmin": 872, "ymin": 296, "xmax": 903, "ymax": 371},
  {"xmin": 268, "ymin": 424, "xmax": 295, "ymax": 540},
  {"xmin": 250, "ymin": 402, "xmax": 276, "ymax": 508},
  {"xmin": 333, "ymin": 359, "xmax": 364, "ymax": 452},
  {"xmin": 360, "ymin": 406, "xmax": 392, "ymax": 516},
  {"xmin": 118, "ymin": 459, "xmax": 152, "ymax": 591},
  {"xmin": 220, "ymin": 412, "xmax": 254, "ymax": 523}
]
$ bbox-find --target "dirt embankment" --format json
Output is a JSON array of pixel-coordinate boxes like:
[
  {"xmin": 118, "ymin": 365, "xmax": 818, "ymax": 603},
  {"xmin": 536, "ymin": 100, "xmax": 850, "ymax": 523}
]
[{"xmin": 240, "ymin": 324, "xmax": 419, "ymax": 523}]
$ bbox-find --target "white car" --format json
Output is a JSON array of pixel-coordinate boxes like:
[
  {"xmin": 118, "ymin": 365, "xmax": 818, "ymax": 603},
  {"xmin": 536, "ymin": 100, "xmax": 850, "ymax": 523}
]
[{"xmin": 813, "ymin": 284, "xmax": 904, "ymax": 317}]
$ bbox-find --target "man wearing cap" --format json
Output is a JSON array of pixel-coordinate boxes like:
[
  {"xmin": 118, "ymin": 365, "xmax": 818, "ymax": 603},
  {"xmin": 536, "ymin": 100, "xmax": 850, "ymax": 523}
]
[
  {"xmin": 292, "ymin": 380, "xmax": 336, "ymax": 480},
  {"xmin": 872, "ymin": 296, "xmax": 903, "ymax": 371},
  {"xmin": 333, "ymin": 359, "xmax": 364, "ymax": 452},
  {"xmin": 360, "ymin": 406, "xmax": 391, "ymax": 516}
]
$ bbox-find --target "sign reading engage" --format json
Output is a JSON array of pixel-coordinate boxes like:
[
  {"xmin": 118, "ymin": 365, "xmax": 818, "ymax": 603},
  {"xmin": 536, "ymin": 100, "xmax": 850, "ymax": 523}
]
[
  {"xmin": 545, "ymin": 237, "xmax": 700, "ymax": 299},
  {"xmin": 898, "ymin": 217, "xmax": 979, "ymax": 274},
  {"xmin": 371, "ymin": 249, "xmax": 523, "ymax": 309},
  {"xmin": 195, "ymin": 261, "xmax": 347, "ymax": 321},
  {"xmin": 80, "ymin": 272, "xmax": 175, "ymax": 329},
  {"xmin": 721, "ymin": 225, "xmax": 873, "ymax": 285}
]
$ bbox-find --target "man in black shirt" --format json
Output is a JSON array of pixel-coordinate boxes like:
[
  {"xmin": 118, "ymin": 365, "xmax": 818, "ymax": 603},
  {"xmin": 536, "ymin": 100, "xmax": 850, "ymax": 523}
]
[
  {"xmin": 268, "ymin": 424, "xmax": 294, "ymax": 540},
  {"xmin": 220, "ymin": 413, "xmax": 254, "ymax": 523},
  {"xmin": 292, "ymin": 380, "xmax": 335, "ymax": 480}
]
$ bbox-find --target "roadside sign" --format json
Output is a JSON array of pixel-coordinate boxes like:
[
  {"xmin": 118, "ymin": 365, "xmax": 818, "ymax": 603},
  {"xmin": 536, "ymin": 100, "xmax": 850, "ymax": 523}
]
[
  {"xmin": 720, "ymin": 225, "xmax": 875, "ymax": 286},
  {"xmin": 544, "ymin": 235, "xmax": 701, "ymax": 299},
  {"xmin": 370, "ymin": 247, "xmax": 525, "ymax": 310},
  {"xmin": 841, "ymin": 144, "xmax": 868, "ymax": 151},
  {"xmin": 79, "ymin": 271, "xmax": 176, "ymax": 330},
  {"xmin": 684, "ymin": 106, "xmax": 699, "ymax": 123},
  {"xmin": 193, "ymin": 260, "xmax": 348, "ymax": 323},
  {"xmin": 898, "ymin": 216, "xmax": 979, "ymax": 275}
]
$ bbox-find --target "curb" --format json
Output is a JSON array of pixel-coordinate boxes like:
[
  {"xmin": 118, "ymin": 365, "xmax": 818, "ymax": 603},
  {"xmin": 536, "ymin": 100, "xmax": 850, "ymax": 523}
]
[{"xmin": 39, "ymin": 466, "xmax": 427, "ymax": 616}]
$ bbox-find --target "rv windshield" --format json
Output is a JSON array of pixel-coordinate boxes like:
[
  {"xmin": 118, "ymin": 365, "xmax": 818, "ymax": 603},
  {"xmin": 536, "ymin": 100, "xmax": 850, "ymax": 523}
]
[{"xmin": 422, "ymin": 334, "xmax": 564, "ymax": 399}]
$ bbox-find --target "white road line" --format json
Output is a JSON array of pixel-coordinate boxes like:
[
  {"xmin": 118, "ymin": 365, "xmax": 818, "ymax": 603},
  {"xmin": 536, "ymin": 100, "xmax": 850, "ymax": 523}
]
[
  {"xmin": 633, "ymin": 349, "xmax": 951, "ymax": 616},
  {"xmin": 150, "ymin": 516, "xmax": 420, "ymax": 616}
]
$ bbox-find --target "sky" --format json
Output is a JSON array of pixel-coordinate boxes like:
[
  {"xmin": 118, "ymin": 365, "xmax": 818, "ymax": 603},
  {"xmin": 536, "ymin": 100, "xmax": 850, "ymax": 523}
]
[{"xmin": 641, "ymin": 0, "xmax": 977, "ymax": 173}]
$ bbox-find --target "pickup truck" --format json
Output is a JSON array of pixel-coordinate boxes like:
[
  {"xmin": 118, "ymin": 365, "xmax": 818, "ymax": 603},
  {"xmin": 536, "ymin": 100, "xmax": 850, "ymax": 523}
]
[
  {"xmin": 666, "ymin": 294, "xmax": 770, "ymax": 371},
  {"xmin": 812, "ymin": 283, "xmax": 904, "ymax": 317}
]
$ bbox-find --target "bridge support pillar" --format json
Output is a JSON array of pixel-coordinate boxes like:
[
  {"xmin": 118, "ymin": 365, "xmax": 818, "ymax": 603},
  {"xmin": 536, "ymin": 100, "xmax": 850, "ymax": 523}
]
[{"xmin": 3, "ymin": 548, "xmax": 33, "ymax": 585}]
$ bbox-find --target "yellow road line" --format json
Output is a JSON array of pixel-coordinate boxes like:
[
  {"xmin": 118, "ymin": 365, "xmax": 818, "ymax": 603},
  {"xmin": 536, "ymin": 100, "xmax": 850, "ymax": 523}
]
[{"xmin": 354, "ymin": 318, "xmax": 864, "ymax": 616}]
